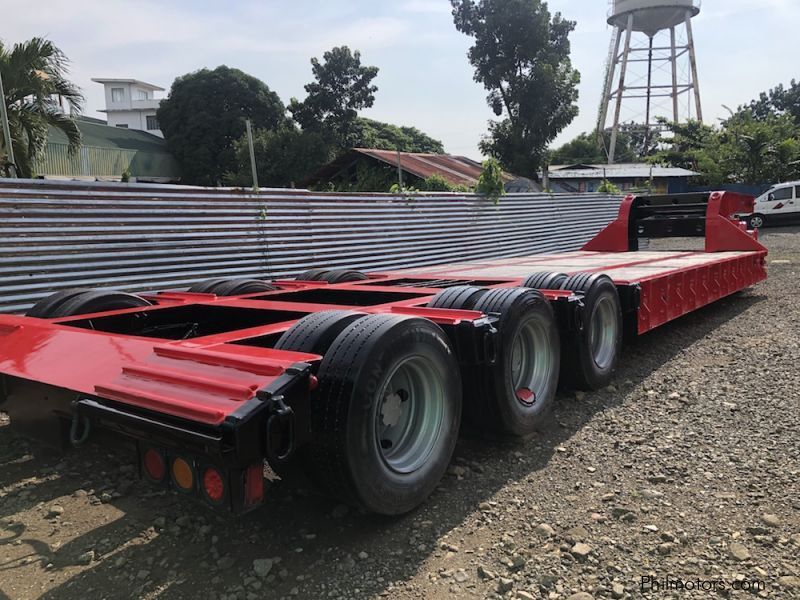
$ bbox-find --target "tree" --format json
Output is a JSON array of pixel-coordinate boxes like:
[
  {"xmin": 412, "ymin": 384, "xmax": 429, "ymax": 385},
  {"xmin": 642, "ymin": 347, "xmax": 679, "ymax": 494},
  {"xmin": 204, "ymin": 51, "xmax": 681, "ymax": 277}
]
[
  {"xmin": 289, "ymin": 46, "xmax": 378, "ymax": 148},
  {"xmin": 451, "ymin": 0, "xmax": 580, "ymax": 178},
  {"xmin": 652, "ymin": 81, "xmax": 800, "ymax": 185},
  {"xmin": 651, "ymin": 112, "xmax": 800, "ymax": 185},
  {"xmin": 549, "ymin": 132, "xmax": 607, "ymax": 165},
  {"xmin": 157, "ymin": 66, "xmax": 286, "ymax": 186},
  {"xmin": 352, "ymin": 118, "xmax": 444, "ymax": 153},
  {"xmin": 228, "ymin": 116, "xmax": 444, "ymax": 189},
  {"xmin": 0, "ymin": 37, "xmax": 83, "ymax": 178},
  {"xmin": 226, "ymin": 124, "xmax": 334, "ymax": 188},
  {"xmin": 748, "ymin": 79, "xmax": 800, "ymax": 124},
  {"xmin": 722, "ymin": 110, "xmax": 800, "ymax": 183},
  {"xmin": 649, "ymin": 118, "xmax": 722, "ymax": 183},
  {"xmin": 476, "ymin": 157, "xmax": 505, "ymax": 202}
]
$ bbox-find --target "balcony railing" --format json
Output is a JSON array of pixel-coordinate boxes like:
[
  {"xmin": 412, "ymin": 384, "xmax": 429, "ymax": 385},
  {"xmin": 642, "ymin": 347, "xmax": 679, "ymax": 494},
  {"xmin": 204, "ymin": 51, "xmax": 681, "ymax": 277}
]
[{"xmin": 131, "ymin": 98, "xmax": 161, "ymax": 110}]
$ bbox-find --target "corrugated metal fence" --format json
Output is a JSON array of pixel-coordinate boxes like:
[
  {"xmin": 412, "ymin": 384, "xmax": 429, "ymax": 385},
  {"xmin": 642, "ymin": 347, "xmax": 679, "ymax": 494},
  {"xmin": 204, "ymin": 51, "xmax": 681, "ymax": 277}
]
[{"xmin": 0, "ymin": 179, "xmax": 624, "ymax": 314}]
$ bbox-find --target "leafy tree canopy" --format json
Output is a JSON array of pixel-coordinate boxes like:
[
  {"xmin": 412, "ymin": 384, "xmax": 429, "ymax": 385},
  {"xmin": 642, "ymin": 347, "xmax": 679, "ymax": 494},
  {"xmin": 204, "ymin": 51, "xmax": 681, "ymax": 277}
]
[
  {"xmin": 352, "ymin": 118, "xmax": 444, "ymax": 153},
  {"xmin": 0, "ymin": 37, "xmax": 84, "ymax": 178},
  {"xmin": 747, "ymin": 79, "xmax": 800, "ymax": 124},
  {"xmin": 229, "ymin": 116, "xmax": 445, "ymax": 191},
  {"xmin": 646, "ymin": 79, "xmax": 800, "ymax": 185},
  {"xmin": 226, "ymin": 124, "xmax": 334, "ymax": 189},
  {"xmin": 163, "ymin": 48, "xmax": 442, "ymax": 189},
  {"xmin": 650, "ymin": 111, "xmax": 800, "ymax": 185},
  {"xmin": 451, "ymin": 0, "xmax": 580, "ymax": 178},
  {"xmin": 289, "ymin": 46, "xmax": 378, "ymax": 147},
  {"xmin": 548, "ymin": 132, "xmax": 606, "ymax": 165},
  {"xmin": 548, "ymin": 125, "xmax": 659, "ymax": 165},
  {"xmin": 157, "ymin": 66, "xmax": 286, "ymax": 186}
]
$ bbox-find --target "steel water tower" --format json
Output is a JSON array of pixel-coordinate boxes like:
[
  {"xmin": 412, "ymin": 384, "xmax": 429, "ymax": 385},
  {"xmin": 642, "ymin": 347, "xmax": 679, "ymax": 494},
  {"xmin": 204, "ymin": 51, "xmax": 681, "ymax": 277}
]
[{"xmin": 597, "ymin": 0, "xmax": 703, "ymax": 163}]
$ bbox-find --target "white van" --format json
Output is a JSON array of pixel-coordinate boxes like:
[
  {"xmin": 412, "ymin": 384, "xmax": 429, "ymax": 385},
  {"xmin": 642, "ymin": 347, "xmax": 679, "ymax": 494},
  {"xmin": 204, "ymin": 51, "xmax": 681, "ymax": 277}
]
[{"xmin": 742, "ymin": 182, "xmax": 800, "ymax": 229}]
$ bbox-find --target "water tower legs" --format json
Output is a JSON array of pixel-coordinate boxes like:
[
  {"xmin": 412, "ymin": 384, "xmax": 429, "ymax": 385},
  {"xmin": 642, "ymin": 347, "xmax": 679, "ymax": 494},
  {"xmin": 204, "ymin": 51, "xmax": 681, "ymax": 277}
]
[
  {"xmin": 599, "ymin": 7, "xmax": 703, "ymax": 164},
  {"xmin": 597, "ymin": 27, "xmax": 622, "ymax": 149},
  {"xmin": 685, "ymin": 10, "xmax": 703, "ymax": 122},
  {"xmin": 608, "ymin": 13, "xmax": 634, "ymax": 164},
  {"xmin": 670, "ymin": 26, "xmax": 679, "ymax": 123}
]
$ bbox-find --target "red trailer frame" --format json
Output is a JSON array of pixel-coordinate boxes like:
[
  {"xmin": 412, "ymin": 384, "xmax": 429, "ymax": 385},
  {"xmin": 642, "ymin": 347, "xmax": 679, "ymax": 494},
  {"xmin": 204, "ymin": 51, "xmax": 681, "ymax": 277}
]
[{"xmin": 0, "ymin": 191, "xmax": 767, "ymax": 514}]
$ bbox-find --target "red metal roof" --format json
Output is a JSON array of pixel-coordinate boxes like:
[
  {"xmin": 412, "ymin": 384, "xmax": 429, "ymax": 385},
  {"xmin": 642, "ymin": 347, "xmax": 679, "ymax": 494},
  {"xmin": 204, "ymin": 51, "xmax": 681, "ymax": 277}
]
[
  {"xmin": 304, "ymin": 149, "xmax": 516, "ymax": 188},
  {"xmin": 352, "ymin": 149, "xmax": 516, "ymax": 186}
]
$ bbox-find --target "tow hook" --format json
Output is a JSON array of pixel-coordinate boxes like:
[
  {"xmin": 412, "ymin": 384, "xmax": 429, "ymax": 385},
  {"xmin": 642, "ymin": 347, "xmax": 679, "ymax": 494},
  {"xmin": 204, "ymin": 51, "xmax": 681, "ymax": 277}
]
[
  {"xmin": 264, "ymin": 395, "xmax": 295, "ymax": 467},
  {"xmin": 69, "ymin": 401, "xmax": 92, "ymax": 447},
  {"xmin": 483, "ymin": 325, "xmax": 499, "ymax": 365}
]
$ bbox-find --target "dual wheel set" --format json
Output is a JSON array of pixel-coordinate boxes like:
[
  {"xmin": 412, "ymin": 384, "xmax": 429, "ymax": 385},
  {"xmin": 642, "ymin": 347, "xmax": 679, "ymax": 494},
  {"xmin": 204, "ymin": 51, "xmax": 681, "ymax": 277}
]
[
  {"xmin": 26, "ymin": 269, "xmax": 623, "ymax": 515},
  {"xmin": 271, "ymin": 269, "xmax": 623, "ymax": 514}
]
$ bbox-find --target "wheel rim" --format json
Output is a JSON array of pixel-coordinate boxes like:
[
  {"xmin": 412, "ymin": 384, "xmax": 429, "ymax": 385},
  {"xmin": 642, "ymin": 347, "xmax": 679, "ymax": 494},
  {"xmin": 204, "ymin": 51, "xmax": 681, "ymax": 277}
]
[
  {"xmin": 589, "ymin": 295, "xmax": 617, "ymax": 370},
  {"xmin": 510, "ymin": 315, "xmax": 554, "ymax": 407},
  {"xmin": 751, "ymin": 216, "xmax": 763, "ymax": 228},
  {"xmin": 375, "ymin": 356, "xmax": 445, "ymax": 474}
]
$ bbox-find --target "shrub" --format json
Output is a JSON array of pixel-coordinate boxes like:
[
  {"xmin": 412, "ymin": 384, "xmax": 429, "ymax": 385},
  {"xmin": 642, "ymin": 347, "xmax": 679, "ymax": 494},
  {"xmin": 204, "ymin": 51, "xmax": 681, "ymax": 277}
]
[
  {"xmin": 597, "ymin": 179, "xmax": 621, "ymax": 194},
  {"xmin": 476, "ymin": 158, "xmax": 505, "ymax": 203}
]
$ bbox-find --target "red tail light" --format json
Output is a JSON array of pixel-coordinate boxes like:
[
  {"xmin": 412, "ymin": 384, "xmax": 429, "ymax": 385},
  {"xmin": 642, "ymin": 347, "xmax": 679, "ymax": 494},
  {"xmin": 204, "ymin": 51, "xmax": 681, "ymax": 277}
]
[
  {"xmin": 244, "ymin": 463, "xmax": 264, "ymax": 508},
  {"xmin": 202, "ymin": 466, "xmax": 226, "ymax": 505},
  {"xmin": 142, "ymin": 448, "xmax": 166, "ymax": 482}
]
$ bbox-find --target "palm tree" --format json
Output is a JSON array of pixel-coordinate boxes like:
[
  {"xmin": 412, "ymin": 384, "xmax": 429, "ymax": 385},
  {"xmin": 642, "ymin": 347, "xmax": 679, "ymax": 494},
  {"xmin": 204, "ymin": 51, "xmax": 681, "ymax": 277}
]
[{"xmin": 0, "ymin": 37, "xmax": 84, "ymax": 177}]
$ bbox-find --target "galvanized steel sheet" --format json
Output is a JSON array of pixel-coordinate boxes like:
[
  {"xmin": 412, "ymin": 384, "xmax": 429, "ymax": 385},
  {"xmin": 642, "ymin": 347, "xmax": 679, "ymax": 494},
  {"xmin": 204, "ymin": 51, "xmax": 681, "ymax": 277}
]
[{"xmin": 0, "ymin": 179, "xmax": 624, "ymax": 313}]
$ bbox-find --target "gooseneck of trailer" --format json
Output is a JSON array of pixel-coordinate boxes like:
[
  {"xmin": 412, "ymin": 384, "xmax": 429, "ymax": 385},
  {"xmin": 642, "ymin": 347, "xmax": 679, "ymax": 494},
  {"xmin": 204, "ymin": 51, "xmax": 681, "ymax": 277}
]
[{"xmin": 0, "ymin": 192, "xmax": 767, "ymax": 515}]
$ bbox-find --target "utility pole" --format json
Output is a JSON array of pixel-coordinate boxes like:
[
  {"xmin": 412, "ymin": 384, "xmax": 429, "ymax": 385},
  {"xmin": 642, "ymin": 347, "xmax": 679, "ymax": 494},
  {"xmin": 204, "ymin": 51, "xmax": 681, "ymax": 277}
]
[
  {"xmin": 245, "ymin": 119, "xmax": 258, "ymax": 191},
  {"xmin": 396, "ymin": 149, "xmax": 403, "ymax": 190},
  {"xmin": 0, "ymin": 70, "xmax": 17, "ymax": 178}
]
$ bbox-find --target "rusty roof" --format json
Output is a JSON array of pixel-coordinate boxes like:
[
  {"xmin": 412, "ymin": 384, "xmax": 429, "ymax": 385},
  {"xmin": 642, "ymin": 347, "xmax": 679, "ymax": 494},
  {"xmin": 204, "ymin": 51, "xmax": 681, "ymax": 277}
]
[{"xmin": 304, "ymin": 148, "xmax": 517, "ymax": 188}]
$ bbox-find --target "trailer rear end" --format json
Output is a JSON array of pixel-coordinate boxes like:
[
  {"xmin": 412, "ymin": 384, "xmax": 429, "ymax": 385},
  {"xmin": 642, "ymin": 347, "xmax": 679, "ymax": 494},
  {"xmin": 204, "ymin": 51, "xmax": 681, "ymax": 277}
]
[{"xmin": 0, "ymin": 191, "xmax": 767, "ymax": 515}]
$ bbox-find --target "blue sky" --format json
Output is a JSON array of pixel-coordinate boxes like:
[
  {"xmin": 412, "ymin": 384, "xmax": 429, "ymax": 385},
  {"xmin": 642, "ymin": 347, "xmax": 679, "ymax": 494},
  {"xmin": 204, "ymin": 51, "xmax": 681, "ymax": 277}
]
[{"xmin": 4, "ymin": 0, "xmax": 799, "ymax": 157}]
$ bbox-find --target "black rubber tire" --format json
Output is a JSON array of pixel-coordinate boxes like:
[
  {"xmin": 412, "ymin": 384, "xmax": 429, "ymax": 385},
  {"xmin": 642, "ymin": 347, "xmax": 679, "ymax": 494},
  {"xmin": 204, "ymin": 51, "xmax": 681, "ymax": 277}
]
[
  {"xmin": 426, "ymin": 286, "xmax": 489, "ymax": 310},
  {"xmin": 523, "ymin": 272, "xmax": 569, "ymax": 290},
  {"xmin": 559, "ymin": 273, "xmax": 622, "ymax": 390},
  {"xmin": 304, "ymin": 314, "xmax": 462, "ymax": 515},
  {"xmin": 211, "ymin": 279, "xmax": 277, "ymax": 296},
  {"xmin": 271, "ymin": 310, "xmax": 368, "ymax": 481},
  {"xmin": 748, "ymin": 213, "xmax": 766, "ymax": 230},
  {"xmin": 321, "ymin": 270, "xmax": 369, "ymax": 284},
  {"xmin": 48, "ymin": 290, "xmax": 152, "ymax": 318},
  {"xmin": 187, "ymin": 278, "xmax": 229, "ymax": 294},
  {"xmin": 295, "ymin": 269, "xmax": 331, "ymax": 281},
  {"xmin": 26, "ymin": 288, "xmax": 92, "ymax": 318},
  {"xmin": 559, "ymin": 272, "xmax": 595, "ymax": 293},
  {"xmin": 274, "ymin": 310, "xmax": 367, "ymax": 355},
  {"xmin": 466, "ymin": 288, "xmax": 561, "ymax": 437}
]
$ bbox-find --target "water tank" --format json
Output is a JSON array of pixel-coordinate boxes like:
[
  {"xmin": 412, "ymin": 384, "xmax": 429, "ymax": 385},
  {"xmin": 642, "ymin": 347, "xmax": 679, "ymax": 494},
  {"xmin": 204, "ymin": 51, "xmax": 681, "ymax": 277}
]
[{"xmin": 608, "ymin": 0, "xmax": 700, "ymax": 36}]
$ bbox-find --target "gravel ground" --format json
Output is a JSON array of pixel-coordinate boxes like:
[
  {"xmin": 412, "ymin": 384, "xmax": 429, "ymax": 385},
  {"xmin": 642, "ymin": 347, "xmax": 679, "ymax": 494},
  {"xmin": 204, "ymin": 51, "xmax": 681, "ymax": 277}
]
[{"xmin": 1, "ymin": 228, "xmax": 798, "ymax": 600}]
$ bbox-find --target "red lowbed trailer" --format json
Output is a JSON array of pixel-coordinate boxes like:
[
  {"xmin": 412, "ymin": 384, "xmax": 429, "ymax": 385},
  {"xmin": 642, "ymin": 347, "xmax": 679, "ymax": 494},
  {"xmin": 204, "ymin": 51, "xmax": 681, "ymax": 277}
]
[{"xmin": 0, "ymin": 192, "xmax": 767, "ymax": 515}]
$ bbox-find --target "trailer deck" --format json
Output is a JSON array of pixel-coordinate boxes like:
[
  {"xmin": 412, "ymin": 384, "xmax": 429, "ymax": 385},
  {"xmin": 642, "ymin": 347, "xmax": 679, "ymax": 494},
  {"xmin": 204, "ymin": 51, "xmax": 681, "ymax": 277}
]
[
  {"xmin": 0, "ymin": 191, "xmax": 769, "ymax": 515},
  {"xmin": 391, "ymin": 248, "xmax": 766, "ymax": 333}
]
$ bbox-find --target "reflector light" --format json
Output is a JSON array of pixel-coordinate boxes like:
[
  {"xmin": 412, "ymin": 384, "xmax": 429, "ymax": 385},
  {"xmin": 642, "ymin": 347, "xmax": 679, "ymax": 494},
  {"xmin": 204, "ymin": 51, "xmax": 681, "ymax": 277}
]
[
  {"xmin": 142, "ymin": 448, "xmax": 166, "ymax": 482},
  {"xmin": 515, "ymin": 388, "xmax": 535, "ymax": 406},
  {"xmin": 171, "ymin": 457, "xmax": 195, "ymax": 491},
  {"xmin": 202, "ymin": 467, "xmax": 225, "ymax": 504},
  {"xmin": 244, "ymin": 463, "xmax": 264, "ymax": 507}
]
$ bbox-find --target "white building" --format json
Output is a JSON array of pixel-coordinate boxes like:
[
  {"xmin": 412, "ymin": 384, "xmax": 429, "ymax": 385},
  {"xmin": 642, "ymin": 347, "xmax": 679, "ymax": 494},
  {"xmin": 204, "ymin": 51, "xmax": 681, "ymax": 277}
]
[{"xmin": 91, "ymin": 78, "xmax": 165, "ymax": 137}]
